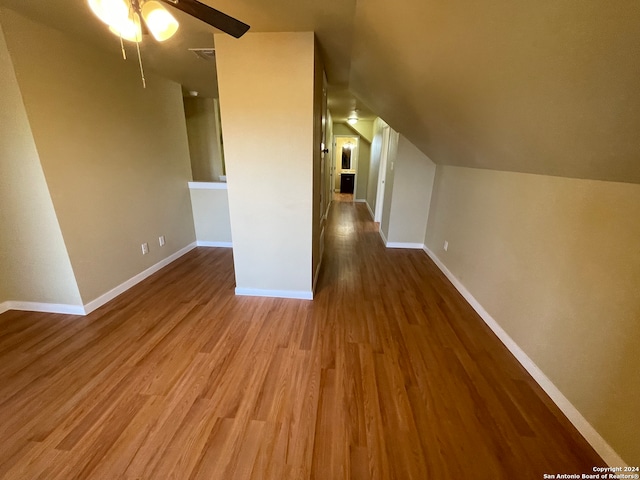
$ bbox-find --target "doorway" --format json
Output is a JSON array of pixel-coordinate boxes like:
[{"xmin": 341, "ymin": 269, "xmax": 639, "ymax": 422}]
[
  {"xmin": 374, "ymin": 126, "xmax": 390, "ymax": 222},
  {"xmin": 334, "ymin": 135, "xmax": 359, "ymax": 200}
]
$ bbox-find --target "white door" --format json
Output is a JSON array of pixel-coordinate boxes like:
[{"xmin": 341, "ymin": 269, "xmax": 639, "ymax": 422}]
[{"xmin": 374, "ymin": 126, "xmax": 390, "ymax": 222}]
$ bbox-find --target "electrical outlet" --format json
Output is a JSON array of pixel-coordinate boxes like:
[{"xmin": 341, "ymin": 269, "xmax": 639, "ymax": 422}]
[
  {"xmin": 443, "ymin": 240, "xmax": 449, "ymax": 252},
  {"xmin": 159, "ymin": 235, "xmax": 165, "ymax": 247},
  {"xmin": 141, "ymin": 242, "xmax": 149, "ymax": 255}
]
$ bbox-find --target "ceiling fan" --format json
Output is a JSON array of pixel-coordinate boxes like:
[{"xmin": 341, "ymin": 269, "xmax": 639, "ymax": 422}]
[
  {"xmin": 89, "ymin": 0, "xmax": 249, "ymax": 41},
  {"xmin": 88, "ymin": 0, "xmax": 249, "ymax": 85}
]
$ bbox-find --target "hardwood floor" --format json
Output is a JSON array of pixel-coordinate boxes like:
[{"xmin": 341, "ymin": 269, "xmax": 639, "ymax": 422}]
[{"xmin": 0, "ymin": 198, "xmax": 602, "ymax": 479}]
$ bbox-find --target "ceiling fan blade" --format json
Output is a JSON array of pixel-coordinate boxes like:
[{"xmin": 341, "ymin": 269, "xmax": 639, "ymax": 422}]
[{"xmin": 159, "ymin": 0, "xmax": 250, "ymax": 38}]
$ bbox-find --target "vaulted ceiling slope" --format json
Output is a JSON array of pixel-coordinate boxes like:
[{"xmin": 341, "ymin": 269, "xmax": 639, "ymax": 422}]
[
  {"xmin": 349, "ymin": 0, "xmax": 640, "ymax": 184},
  {"xmin": 2, "ymin": 0, "xmax": 639, "ymax": 183}
]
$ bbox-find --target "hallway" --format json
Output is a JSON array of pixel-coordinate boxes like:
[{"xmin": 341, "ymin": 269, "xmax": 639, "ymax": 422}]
[{"xmin": 0, "ymin": 198, "xmax": 601, "ymax": 479}]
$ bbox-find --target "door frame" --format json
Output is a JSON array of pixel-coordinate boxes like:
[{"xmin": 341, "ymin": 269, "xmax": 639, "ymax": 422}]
[
  {"xmin": 333, "ymin": 135, "xmax": 359, "ymax": 197},
  {"xmin": 374, "ymin": 126, "xmax": 390, "ymax": 221}
]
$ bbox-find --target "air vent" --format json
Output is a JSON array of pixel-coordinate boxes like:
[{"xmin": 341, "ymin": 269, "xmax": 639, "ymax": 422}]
[{"xmin": 189, "ymin": 48, "xmax": 216, "ymax": 61}]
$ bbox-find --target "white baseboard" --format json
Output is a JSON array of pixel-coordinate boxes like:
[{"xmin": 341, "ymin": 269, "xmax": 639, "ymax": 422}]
[
  {"xmin": 0, "ymin": 243, "xmax": 198, "ymax": 318},
  {"xmin": 421, "ymin": 244, "xmax": 626, "ymax": 468},
  {"xmin": 313, "ymin": 254, "xmax": 323, "ymax": 295},
  {"xmin": 378, "ymin": 226, "xmax": 388, "ymax": 246},
  {"xmin": 196, "ymin": 240, "xmax": 233, "ymax": 248},
  {"xmin": 316, "ymin": 221, "xmax": 327, "ymax": 293},
  {"xmin": 365, "ymin": 201, "xmax": 375, "ymax": 220},
  {"xmin": 235, "ymin": 288, "xmax": 313, "ymax": 300},
  {"xmin": 0, "ymin": 301, "xmax": 85, "ymax": 316},
  {"xmin": 324, "ymin": 200, "xmax": 332, "ymax": 221},
  {"xmin": 188, "ymin": 181, "xmax": 228, "ymax": 190},
  {"xmin": 386, "ymin": 242, "xmax": 424, "ymax": 249},
  {"xmin": 313, "ymin": 264, "xmax": 322, "ymax": 294},
  {"xmin": 83, "ymin": 242, "xmax": 197, "ymax": 314}
]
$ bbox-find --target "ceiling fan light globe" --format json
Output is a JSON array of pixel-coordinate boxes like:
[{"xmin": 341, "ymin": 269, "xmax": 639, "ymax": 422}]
[
  {"xmin": 142, "ymin": 1, "xmax": 179, "ymax": 41},
  {"xmin": 109, "ymin": 13, "xmax": 143, "ymax": 42},
  {"xmin": 347, "ymin": 117, "xmax": 358, "ymax": 125},
  {"xmin": 88, "ymin": 0, "xmax": 129, "ymax": 26}
]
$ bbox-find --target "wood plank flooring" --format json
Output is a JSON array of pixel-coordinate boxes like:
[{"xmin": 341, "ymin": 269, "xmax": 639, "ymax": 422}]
[{"xmin": 0, "ymin": 197, "xmax": 603, "ymax": 479}]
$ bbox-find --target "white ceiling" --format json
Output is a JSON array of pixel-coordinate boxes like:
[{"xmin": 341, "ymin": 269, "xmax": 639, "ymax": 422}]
[
  {"xmin": 0, "ymin": 0, "xmax": 373, "ymax": 120},
  {"xmin": 0, "ymin": 0, "xmax": 222, "ymax": 97},
  {"xmin": 1, "ymin": 0, "xmax": 639, "ymax": 183}
]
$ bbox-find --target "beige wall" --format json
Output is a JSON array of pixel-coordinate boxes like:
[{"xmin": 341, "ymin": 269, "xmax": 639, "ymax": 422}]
[
  {"xmin": 215, "ymin": 32, "xmax": 315, "ymax": 295},
  {"xmin": 348, "ymin": 120, "xmax": 374, "ymax": 143},
  {"xmin": 385, "ymin": 135, "xmax": 436, "ymax": 244},
  {"xmin": 425, "ymin": 165, "xmax": 640, "ymax": 464},
  {"xmin": 0, "ymin": 19, "xmax": 82, "ymax": 307},
  {"xmin": 2, "ymin": 9, "xmax": 196, "ymax": 304},
  {"xmin": 183, "ymin": 97, "xmax": 225, "ymax": 182},
  {"xmin": 355, "ymin": 141, "xmax": 371, "ymax": 201},
  {"xmin": 189, "ymin": 187, "xmax": 232, "ymax": 244}
]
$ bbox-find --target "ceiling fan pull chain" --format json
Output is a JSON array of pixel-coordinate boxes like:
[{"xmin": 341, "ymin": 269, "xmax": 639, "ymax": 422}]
[
  {"xmin": 135, "ymin": 40, "xmax": 147, "ymax": 88},
  {"xmin": 119, "ymin": 35, "xmax": 127, "ymax": 60}
]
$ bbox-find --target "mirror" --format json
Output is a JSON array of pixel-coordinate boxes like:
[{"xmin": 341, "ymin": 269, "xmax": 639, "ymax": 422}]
[{"xmin": 341, "ymin": 143, "xmax": 353, "ymax": 170}]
